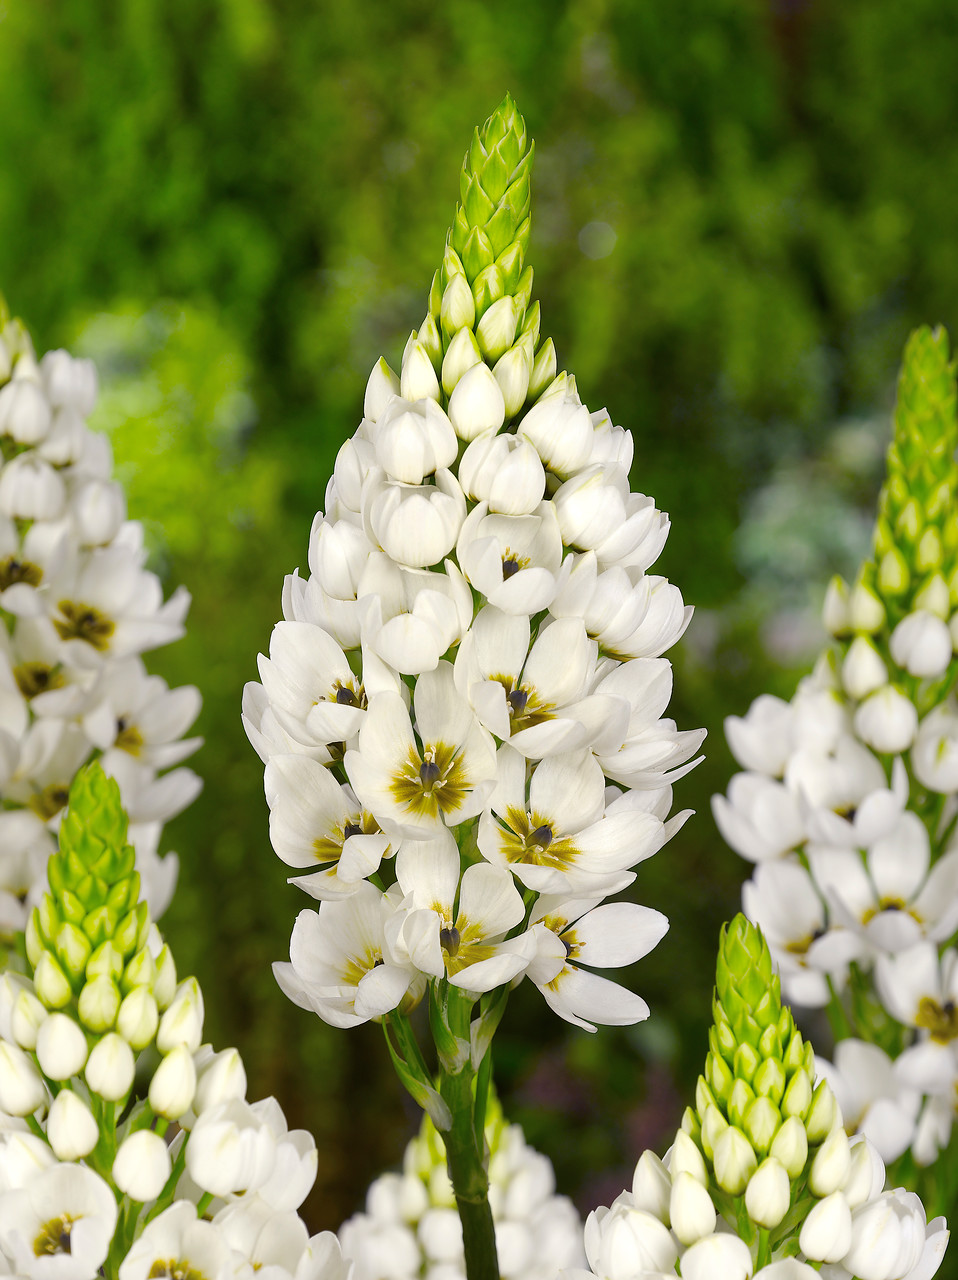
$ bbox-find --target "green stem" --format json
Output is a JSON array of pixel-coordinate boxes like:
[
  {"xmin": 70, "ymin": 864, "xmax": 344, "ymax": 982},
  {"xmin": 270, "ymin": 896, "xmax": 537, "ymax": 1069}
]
[
  {"xmin": 824, "ymin": 975, "xmax": 852, "ymax": 1044},
  {"xmin": 439, "ymin": 1059, "xmax": 499, "ymax": 1280}
]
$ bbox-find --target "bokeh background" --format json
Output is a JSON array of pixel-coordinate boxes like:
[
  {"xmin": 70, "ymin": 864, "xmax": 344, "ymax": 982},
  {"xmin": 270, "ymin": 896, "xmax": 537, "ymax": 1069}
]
[{"xmin": 2, "ymin": 0, "xmax": 957, "ymax": 1236}]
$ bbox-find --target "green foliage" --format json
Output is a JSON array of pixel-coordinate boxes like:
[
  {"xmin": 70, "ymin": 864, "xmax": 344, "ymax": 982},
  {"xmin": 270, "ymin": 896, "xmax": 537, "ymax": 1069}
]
[{"xmin": 3, "ymin": 0, "xmax": 958, "ymax": 1247}]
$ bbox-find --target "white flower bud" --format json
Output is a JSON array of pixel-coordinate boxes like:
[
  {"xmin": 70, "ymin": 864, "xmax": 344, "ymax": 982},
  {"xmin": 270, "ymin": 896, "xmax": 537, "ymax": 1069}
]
[
  {"xmin": 148, "ymin": 1045, "xmax": 197, "ymax": 1118},
  {"xmin": 890, "ymin": 610, "xmax": 952, "ymax": 678},
  {"xmin": 440, "ymin": 274, "xmax": 476, "ymax": 337},
  {"xmin": 447, "ymin": 362, "xmax": 505, "ymax": 441},
  {"xmin": 117, "ymin": 987, "xmax": 159, "ymax": 1049},
  {"xmin": 41, "ymin": 349, "xmax": 97, "ymax": 413},
  {"xmin": 0, "ymin": 973, "xmax": 31, "ymax": 1042},
  {"xmin": 843, "ymin": 1189, "xmax": 928, "ymax": 1279},
  {"xmin": 458, "ymin": 431, "xmax": 545, "ymax": 515},
  {"xmin": 518, "ymin": 387, "xmax": 593, "ymax": 476},
  {"xmin": 493, "ymin": 339, "xmax": 532, "ymax": 418},
  {"xmin": 399, "ymin": 340, "xmax": 440, "ymax": 403},
  {"xmin": 78, "ymin": 976, "xmax": 121, "ymax": 1033},
  {"xmin": 669, "ymin": 1170, "xmax": 716, "ymax": 1245},
  {"xmin": 745, "ymin": 1156, "xmax": 790, "ymax": 1228},
  {"xmin": 194, "ymin": 1046, "xmax": 247, "ymax": 1113},
  {"xmin": 11, "ymin": 990, "xmax": 48, "ymax": 1051},
  {"xmin": 476, "ymin": 296, "xmax": 518, "ymax": 361},
  {"xmin": 853, "ymin": 684, "xmax": 918, "ymax": 753},
  {"xmin": 71, "ymin": 479, "xmax": 126, "ymax": 545},
  {"xmin": 528, "ymin": 337, "xmax": 557, "ymax": 401},
  {"xmin": 712, "ymin": 1125, "xmax": 757, "ymax": 1195},
  {"xmin": 631, "ymin": 1150, "xmax": 671, "ymax": 1223},
  {"xmin": 823, "ymin": 576, "xmax": 850, "ymax": 635},
  {"xmin": 915, "ymin": 573, "xmax": 950, "ymax": 618},
  {"xmin": 32, "ymin": 953, "xmax": 72, "ymax": 1010},
  {"xmin": 367, "ymin": 469, "xmax": 465, "ymax": 568},
  {"xmin": 769, "ymin": 1116, "xmax": 808, "ymax": 1178},
  {"xmin": 46, "ymin": 1088, "xmax": 98, "ymax": 1160},
  {"xmin": 808, "ymin": 1128, "xmax": 851, "ymax": 1197},
  {"xmin": 669, "ymin": 1130, "xmax": 709, "ymax": 1186},
  {"xmin": 0, "ymin": 1040, "xmax": 47, "ymax": 1115},
  {"xmin": 0, "ymin": 453, "xmax": 65, "ymax": 520},
  {"xmin": 113, "ymin": 1130, "xmax": 171, "ymax": 1201},
  {"xmin": 842, "ymin": 1137, "xmax": 885, "ymax": 1210},
  {"xmin": 804, "ymin": 1079, "xmax": 839, "ymax": 1146},
  {"xmin": 1, "ymin": 1132, "xmax": 57, "ymax": 1188},
  {"xmin": 681, "ymin": 1233, "xmax": 753, "ymax": 1280},
  {"xmin": 841, "ymin": 637, "xmax": 888, "ymax": 700},
  {"xmin": 588, "ymin": 1204, "xmax": 678, "ymax": 1276},
  {"xmin": 153, "ymin": 945, "xmax": 177, "ymax": 1010},
  {"xmin": 85, "ymin": 1032, "xmax": 136, "ymax": 1101},
  {"xmin": 849, "ymin": 580, "xmax": 886, "ymax": 632},
  {"xmin": 374, "ymin": 397, "xmax": 457, "ymax": 484},
  {"xmin": 799, "ymin": 1190, "xmax": 853, "ymax": 1263},
  {"xmin": 441, "ymin": 326, "xmax": 482, "ymax": 396},
  {"xmin": 364, "ymin": 357, "xmax": 401, "ymax": 423},
  {"xmin": 0, "ymin": 378, "xmax": 51, "ymax": 444},
  {"xmin": 35, "ymin": 1012, "xmax": 88, "ymax": 1080},
  {"xmin": 156, "ymin": 978, "xmax": 204, "ymax": 1054}
]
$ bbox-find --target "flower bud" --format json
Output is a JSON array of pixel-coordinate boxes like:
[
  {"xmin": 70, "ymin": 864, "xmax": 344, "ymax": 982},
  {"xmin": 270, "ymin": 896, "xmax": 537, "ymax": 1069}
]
[
  {"xmin": 631, "ymin": 1150, "xmax": 670, "ymax": 1223},
  {"xmin": 47, "ymin": 1088, "xmax": 98, "ymax": 1160},
  {"xmin": 493, "ymin": 339, "xmax": 532, "ymax": 418},
  {"xmin": 0, "ymin": 1040, "xmax": 47, "ymax": 1115},
  {"xmin": 769, "ymin": 1116, "xmax": 808, "ymax": 1178},
  {"xmin": 148, "ymin": 1045, "xmax": 197, "ymax": 1119},
  {"xmin": 842, "ymin": 637, "xmax": 888, "ymax": 700},
  {"xmin": 117, "ymin": 987, "xmax": 159, "ymax": 1049},
  {"xmin": 476, "ymin": 296, "xmax": 518, "ymax": 362},
  {"xmin": 194, "ymin": 1046, "xmax": 247, "ymax": 1114},
  {"xmin": 727, "ymin": 1078, "xmax": 755, "ymax": 1129},
  {"xmin": 700, "ymin": 1103, "xmax": 728, "ymax": 1161},
  {"xmin": 399, "ymin": 340, "xmax": 440, "ymax": 403},
  {"xmin": 85, "ymin": 1032, "xmax": 136, "ymax": 1101},
  {"xmin": 669, "ymin": 1129, "xmax": 708, "ymax": 1186},
  {"xmin": 33, "ymin": 952, "xmax": 72, "ymax": 1009},
  {"xmin": 122, "ymin": 947, "xmax": 156, "ymax": 992},
  {"xmin": 743, "ymin": 1095, "xmax": 780, "ymax": 1156},
  {"xmin": 375, "ymin": 396, "xmax": 457, "ymax": 485},
  {"xmin": 823, "ymin": 576, "xmax": 850, "ymax": 635},
  {"xmin": 72, "ymin": 478, "xmax": 126, "ymax": 545},
  {"xmin": 35, "ymin": 1012, "xmax": 88, "ymax": 1080},
  {"xmin": 0, "ymin": 454, "xmax": 65, "ymax": 519},
  {"xmin": 113, "ymin": 1130, "xmax": 171, "ymax": 1201},
  {"xmin": 669, "ymin": 1171, "xmax": 716, "ymax": 1246},
  {"xmin": 915, "ymin": 573, "xmax": 950, "ymax": 618},
  {"xmin": 712, "ymin": 1125, "xmax": 757, "ymax": 1195},
  {"xmin": 156, "ymin": 978, "xmax": 204, "ymax": 1054},
  {"xmin": 54, "ymin": 923, "xmax": 93, "ymax": 986},
  {"xmin": 153, "ymin": 945, "xmax": 177, "ymax": 1010},
  {"xmin": 441, "ymin": 326, "xmax": 482, "ymax": 396},
  {"xmin": 681, "ymin": 1233, "xmax": 753, "ymax": 1280},
  {"xmin": 752, "ymin": 1057, "xmax": 786, "ymax": 1106},
  {"xmin": 890, "ymin": 610, "xmax": 952, "ymax": 678},
  {"xmin": 458, "ymin": 432, "xmax": 545, "ymax": 515},
  {"xmin": 808, "ymin": 1128, "xmax": 851, "ymax": 1197},
  {"xmin": 0, "ymin": 377, "xmax": 51, "ymax": 444},
  {"xmin": 853, "ymin": 684, "xmax": 918, "ymax": 753},
  {"xmin": 11, "ymin": 990, "xmax": 48, "ymax": 1051},
  {"xmin": 879, "ymin": 547, "xmax": 910, "ymax": 596},
  {"xmin": 528, "ymin": 337, "xmax": 556, "ymax": 402},
  {"xmin": 86, "ymin": 941, "xmax": 124, "ymax": 983},
  {"xmin": 364, "ymin": 357, "xmax": 401, "ymax": 423},
  {"xmin": 2, "ymin": 1132, "xmax": 57, "ymax": 1188},
  {"xmin": 804, "ymin": 1079, "xmax": 838, "ymax": 1145},
  {"xmin": 843, "ymin": 1137, "xmax": 885, "ymax": 1210},
  {"xmin": 799, "ymin": 1190, "xmax": 853, "ymax": 1263},
  {"xmin": 745, "ymin": 1156, "xmax": 790, "ymax": 1228},
  {"xmin": 78, "ymin": 975, "xmax": 121, "ymax": 1033},
  {"xmin": 849, "ymin": 580, "xmax": 886, "ymax": 632},
  {"xmin": 440, "ymin": 273, "xmax": 476, "ymax": 338},
  {"xmin": 781, "ymin": 1066, "xmax": 813, "ymax": 1122}
]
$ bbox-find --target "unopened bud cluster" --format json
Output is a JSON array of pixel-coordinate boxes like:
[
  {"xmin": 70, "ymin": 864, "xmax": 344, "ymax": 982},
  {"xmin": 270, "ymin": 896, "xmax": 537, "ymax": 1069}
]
[
  {"xmin": 715, "ymin": 326, "xmax": 958, "ymax": 1167},
  {"xmin": 0, "ymin": 764, "xmax": 349, "ymax": 1280},
  {"xmin": 248, "ymin": 93, "xmax": 703, "ymax": 1037},
  {"xmin": 570, "ymin": 917, "xmax": 949, "ymax": 1280},
  {"xmin": 340, "ymin": 1094, "xmax": 584, "ymax": 1279},
  {"xmin": 0, "ymin": 303, "xmax": 202, "ymax": 951}
]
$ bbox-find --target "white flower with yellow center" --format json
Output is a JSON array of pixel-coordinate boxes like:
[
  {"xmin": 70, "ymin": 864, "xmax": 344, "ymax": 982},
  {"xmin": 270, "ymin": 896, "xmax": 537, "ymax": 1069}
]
[
  {"xmin": 117, "ymin": 1202, "xmax": 244, "ymax": 1280},
  {"xmin": 0, "ymin": 1162, "xmax": 117, "ymax": 1280},
  {"xmin": 456, "ymin": 502, "xmax": 563, "ymax": 615},
  {"xmin": 346, "ymin": 662, "xmax": 496, "ymax": 839},
  {"xmin": 387, "ymin": 831, "xmax": 535, "ymax": 991}
]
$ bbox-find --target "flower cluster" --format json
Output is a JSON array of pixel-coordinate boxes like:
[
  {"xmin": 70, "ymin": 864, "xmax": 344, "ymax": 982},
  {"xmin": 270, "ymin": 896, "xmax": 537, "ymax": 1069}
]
[
  {"xmin": 0, "ymin": 763, "xmax": 348, "ymax": 1280},
  {"xmin": 713, "ymin": 327, "xmax": 958, "ymax": 1167},
  {"xmin": 568, "ymin": 915, "xmax": 949, "ymax": 1280},
  {"xmin": 0, "ymin": 304, "xmax": 201, "ymax": 951},
  {"xmin": 339, "ymin": 1093, "xmax": 584, "ymax": 1279},
  {"xmin": 245, "ymin": 94, "xmax": 702, "ymax": 1036}
]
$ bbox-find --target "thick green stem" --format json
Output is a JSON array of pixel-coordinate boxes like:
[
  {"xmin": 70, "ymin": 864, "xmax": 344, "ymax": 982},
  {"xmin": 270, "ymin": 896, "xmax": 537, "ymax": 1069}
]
[{"xmin": 439, "ymin": 1059, "xmax": 499, "ymax": 1280}]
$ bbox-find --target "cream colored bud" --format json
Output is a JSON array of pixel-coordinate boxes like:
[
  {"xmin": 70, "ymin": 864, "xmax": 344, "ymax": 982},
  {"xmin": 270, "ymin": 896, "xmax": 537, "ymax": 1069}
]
[
  {"xmin": 476, "ymin": 296, "xmax": 518, "ymax": 362},
  {"xmin": 528, "ymin": 338, "xmax": 557, "ymax": 402},
  {"xmin": 440, "ymin": 273, "xmax": 476, "ymax": 337},
  {"xmin": 804, "ymin": 1079, "xmax": 839, "ymax": 1146},
  {"xmin": 148, "ymin": 1045, "xmax": 197, "ymax": 1119},
  {"xmin": 799, "ymin": 1191, "xmax": 852, "ymax": 1263},
  {"xmin": 78, "ymin": 975, "xmax": 121, "ymax": 1033},
  {"xmin": 156, "ymin": 978, "xmax": 204, "ymax": 1054},
  {"xmin": 448, "ymin": 361, "xmax": 505, "ymax": 441},
  {"xmin": 669, "ymin": 1129, "xmax": 708, "ymax": 1186},
  {"xmin": 853, "ymin": 684, "xmax": 918, "ymax": 753},
  {"xmin": 11, "ymin": 990, "xmax": 47, "ymax": 1050},
  {"xmin": 117, "ymin": 987, "xmax": 159, "ymax": 1050},
  {"xmin": 849, "ymin": 580, "xmax": 886, "ymax": 632},
  {"xmin": 35, "ymin": 1012, "xmax": 88, "ymax": 1080},
  {"xmin": 712, "ymin": 1125, "xmax": 757, "ymax": 1195},
  {"xmin": 47, "ymin": 1089, "xmax": 98, "ymax": 1160},
  {"xmin": 823, "ymin": 576, "xmax": 850, "ymax": 635},
  {"xmin": 842, "ymin": 1137, "xmax": 885, "ymax": 1209},
  {"xmin": 700, "ymin": 1102, "xmax": 729, "ymax": 1160},
  {"xmin": 842, "ymin": 636, "xmax": 888, "ymax": 700},
  {"xmin": 153, "ymin": 945, "xmax": 177, "ymax": 1010},
  {"xmin": 890, "ymin": 610, "xmax": 952, "ymax": 678},
  {"xmin": 745, "ymin": 1157, "xmax": 790, "ymax": 1228},
  {"xmin": 33, "ymin": 953, "xmax": 72, "ymax": 1009},
  {"xmin": 781, "ymin": 1066, "xmax": 813, "ymax": 1121},
  {"xmin": 0, "ymin": 1040, "xmax": 47, "ymax": 1115},
  {"xmin": 441, "ymin": 326, "xmax": 482, "ymax": 396},
  {"xmin": 399, "ymin": 340, "xmax": 440, "ymax": 403},
  {"xmin": 364, "ymin": 357, "xmax": 401, "ymax": 423},
  {"xmin": 86, "ymin": 941, "xmax": 123, "ymax": 983},
  {"xmin": 808, "ymin": 1127, "xmax": 851, "ymax": 1197},
  {"xmin": 915, "ymin": 573, "xmax": 950, "ymax": 619},
  {"xmin": 194, "ymin": 1046, "xmax": 247, "ymax": 1113},
  {"xmin": 669, "ymin": 1171, "xmax": 716, "ymax": 1246},
  {"xmin": 631, "ymin": 1150, "xmax": 671, "ymax": 1223},
  {"xmin": 493, "ymin": 338, "xmax": 532, "ymax": 418},
  {"xmin": 769, "ymin": 1115, "xmax": 808, "ymax": 1178},
  {"xmin": 114, "ymin": 1130, "xmax": 172, "ymax": 1201},
  {"xmin": 85, "ymin": 1032, "xmax": 136, "ymax": 1101}
]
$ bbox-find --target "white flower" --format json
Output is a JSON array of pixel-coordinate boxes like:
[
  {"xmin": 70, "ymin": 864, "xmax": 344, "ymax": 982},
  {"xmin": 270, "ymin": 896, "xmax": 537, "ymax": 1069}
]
[
  {"xmin": 118, "ymin": 1202, "xmax": 245, "ymax": 1280},
  {"xmin": 890, "ymin": 610, "xmax": 953, "ymax": 678},
  {"xmin": 580, "ymin": 1201, "xmax": 678, "ymax": 1278},
  {"xmin": 842, "ymin": 636, "xmax": 889, "ymax": 699},
  {"xmin": 912, "ymin": 701, "xmax": 958, "ymax": 792},
  {"xmin": 354, "ymin": 556, "xmax": 473, "ymax": 675},
  {"xmin": 0, "ymin": 1163, "xmax": 117, "ymax": 1280},
  {"xmin": 365, "ymin": 469, "xmax": 466, "ymax": 569},
  {"xmin": 372, "ymin": 397, "xmax": 457, "ymax": 485},
  {"xmin": 457, "ymin": 432, "xmax": 545, "ymax": 515},
  {"xmin": 516, "ymin": 385, "xmax": 594, "ymax": 478},
  {"xmin": 712, "ymin": 773, "xmax": 805, "ymax": 863},
  {"xmin": 554, "ymin": 465, "xmax": 670, "ymax": 572},
  {"xmin": 853, "ymin": 684, "xmax": 919, "ymax": 753},
  {"xmin": 815, "ymin": 1040, "xmax": 920, "ymax": 1163},
  {"xmin": 456, "ymin": 502, "xmax": 562, "ymax": 615},
  {"xmin": 275, "ymin": 882, "xmax": 419, "ymax": 1029}
]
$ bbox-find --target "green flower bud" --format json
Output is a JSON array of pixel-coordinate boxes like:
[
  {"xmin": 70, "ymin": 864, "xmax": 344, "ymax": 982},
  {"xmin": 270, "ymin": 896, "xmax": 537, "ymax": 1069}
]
[
  {"xmin": 86, "ymin": 940, "xmax": 123, "ymax": 984},
  {"xmin": 11, "ymin": 990, "xmax": 47, "ymax": 1050},
  {"xmin": 733, "ymin": 1041, "xmax": 760, "ymax": 1083},
  {"xmin": 915, "ymin": 572, "xmax": 951, "ymax": 617},
  {"xmin": 694, "ymin": 1075, "xmax": 717, "ymax": 1117},
  {"xmin": 54, "ymin": 922, "xmax": 91, "ymax": 986},
  {"xmin": 440, "ymin": 273, "xmax": 476, "ymax": 339},
  {"xmin": 752, "ymin": 1057, "xmax": 786, "ymax": 1105},
  {"xmin": 34, "ymin": 952, "xmax": 72, "ymax": 1009},
  {"xmin": 78, "ymin": 975, "xmax": 121, "ymax": 1032},
  {"xmin": 680, "ymin": 1105, "xmax": 701, "ymax": 1143},
  {"xmin": 727, "ymin": 1078, "xmax": 755, "ymax": 1129},
  {"xmin": 706, "ymin": 1048, "xmax": 734, "ymax": 1102},
  {"xmin": 154, "ymin": 945, "xmax": 178, "ymax": 1010},
  {"xmin": 805, "ymin": 1079, "xmax": 839, "ymax": 1145},
  {"xmin": 700, "ymin": 1103, "xmax": 728, "ymax": 1161},
  {"xmin": 494, "ymin": 338, "xmax": 532, "ymax": 418},
  {"xmin": 476, "ymin": 296, "xmax": 517, "ymax": 362},
  {"xmin": 712, "ymin": 1125, "xmax": 757, "ymax": 1195},
  {"xmin": 849, "ymin": 579, "xmax": 886, "ymax": 632},
  {"xmin": 122, "ymin": 946, "xmax": 156, "ymax": 992},
  {"xmin": 743, "ymin": 1095, "xmax": 781, "ymax": 1157},
  {"xmin": 528, "ymin": 336, "xmax": 556, "ymax": 401},
  {"xmin": 781, "ymin": 1065, "xmax": 812, "ymax": 1121}
]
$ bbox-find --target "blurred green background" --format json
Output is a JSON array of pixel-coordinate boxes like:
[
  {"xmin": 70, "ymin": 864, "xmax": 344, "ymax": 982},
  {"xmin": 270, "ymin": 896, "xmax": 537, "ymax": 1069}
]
[{"xmin": 2, "ymin": 0, "xmax": 956, "ymax": 1234}]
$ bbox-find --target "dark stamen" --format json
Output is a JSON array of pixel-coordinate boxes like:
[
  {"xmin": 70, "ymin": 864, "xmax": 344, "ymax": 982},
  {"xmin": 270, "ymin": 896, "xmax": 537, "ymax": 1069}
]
[
  {"xmin": 502, "ymin": 557, "xmax": 521, "ymax": 579},
  {"xmin": 336, "ymin": 686, "xmax": 359, "ymax": 706},
  {"xmin": 343, "ymin": 822, "xmax": 362, "ymax": 840},
  {"xmin": 439, "ymin": 926, "xmax": 461, "ymax": 957},
  {"xmin": 507, "ymin": 688, "xmax": 528, "ymax": 715},
  {"xmin": 420, "ymin": 759, "xmax": 442, "ymax": 788},
  {"xmin": 530, "ymin": 825, "xmax": 553, "ymax": 849}
]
